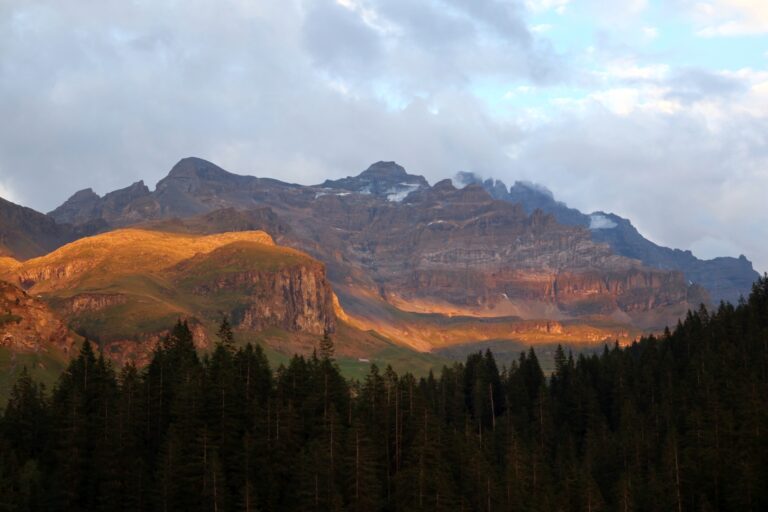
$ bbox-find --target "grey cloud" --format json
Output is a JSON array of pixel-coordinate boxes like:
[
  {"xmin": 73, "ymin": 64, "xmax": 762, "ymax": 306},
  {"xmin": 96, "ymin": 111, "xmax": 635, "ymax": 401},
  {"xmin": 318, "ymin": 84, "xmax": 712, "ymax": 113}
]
[
  {"xmin": 441, "ymin": 0, "xmax": 531, "ymax": 43},
  {"xmin": 304, "ymin": 0, "xmax": 559, "ymax": 91},
  {"xmin": 666, "ymin": 68, "xmax": 747, "ymax": 103},
  {"xmin": 302, "ymin": 1, "xmax": 382, "ymax": 75},
  {"xmin": 0, "ymin": 0, "xmax": 764, "ymax": 273}
]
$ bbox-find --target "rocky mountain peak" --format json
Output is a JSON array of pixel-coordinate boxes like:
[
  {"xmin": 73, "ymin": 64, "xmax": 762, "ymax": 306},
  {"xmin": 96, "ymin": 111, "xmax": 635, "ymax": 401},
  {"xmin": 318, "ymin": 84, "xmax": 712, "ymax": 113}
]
[
  {"xmin": 360, "ymin": 161, "xmax": 409, "ymax": 178},
  {"xmin": 458, "ymin": 183, "xmax": 494, "ymax": 202},
  {"xmin": 407, "ymin": 179, "xmax": 498, "ymax": 207},
  {"xmin": 321, "ymin": 161, "xmax": 429, "ymax": 201},
  {"xmin": 163, "ymin": 157, "xmax": 236, "ymax": 182},
  {"xmin": 454, "ymin": 172, "xmax": 509, "ymax": 200},
  {"xmin": 69, "ymin": 188, "xmax": 101, "ymax": 201},
  {"xmin": 485, "ymin": 179, "xmax": 510, "ymax": 200},
  {"xmin": 103, "ymin": 180, "xmax": 150, "ymax": 202},
  {"xmin": 432, "ymin": 178, "xmax": 456, "ymax": 192},
  {"xmin": 505, "ymin": 181, "xmax": 571, "ymax": 218},
  {"xmin": 48, "ymin": 187, "xmax": 102, "ymax": 226},
  {"xmin": 509, "ymin": 180, "xmax": 555, "ymax": 200}
]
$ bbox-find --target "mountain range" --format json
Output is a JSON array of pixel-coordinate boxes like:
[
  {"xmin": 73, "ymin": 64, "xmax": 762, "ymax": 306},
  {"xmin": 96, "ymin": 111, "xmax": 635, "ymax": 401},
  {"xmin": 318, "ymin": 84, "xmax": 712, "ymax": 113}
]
[{"xmin": 0, "ymin": 157, "xmax": 760, "ymax": 373}]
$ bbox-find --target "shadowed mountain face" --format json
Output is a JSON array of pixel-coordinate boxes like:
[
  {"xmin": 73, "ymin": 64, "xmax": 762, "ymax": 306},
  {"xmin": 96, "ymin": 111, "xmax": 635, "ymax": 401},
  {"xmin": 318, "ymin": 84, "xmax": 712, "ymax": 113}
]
[
  {"xmin": 456, "ymin": 172, "xmax": 759, "ymax": 304},
  {"xmin": 49, "ymin": 157, "xmax": 312, "ymax": 226},
  {"xmin": 0, "ymin": 197, "xmax": 103, "ymax": 260}
]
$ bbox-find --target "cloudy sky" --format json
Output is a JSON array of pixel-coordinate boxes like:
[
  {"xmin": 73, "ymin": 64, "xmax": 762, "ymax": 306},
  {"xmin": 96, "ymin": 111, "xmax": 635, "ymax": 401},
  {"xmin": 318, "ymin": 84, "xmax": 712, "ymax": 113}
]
[{"xmin": 1, "ymin": 0, "xmax": 767, "ymax": 271}]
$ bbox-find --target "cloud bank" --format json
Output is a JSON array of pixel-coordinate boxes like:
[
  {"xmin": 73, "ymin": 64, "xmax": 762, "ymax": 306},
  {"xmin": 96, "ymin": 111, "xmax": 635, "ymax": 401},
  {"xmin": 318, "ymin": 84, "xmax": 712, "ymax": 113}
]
[{"xmin": 0, "ymin": 0, "xmax": 766, "ymax": 271}]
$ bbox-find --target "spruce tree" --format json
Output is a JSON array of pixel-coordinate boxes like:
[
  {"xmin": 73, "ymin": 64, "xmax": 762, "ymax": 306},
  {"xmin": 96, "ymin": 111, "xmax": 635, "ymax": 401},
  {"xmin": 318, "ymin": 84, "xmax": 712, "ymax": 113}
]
[{"xmin": 319, "ymin": 330, "xmax": 335, "ymax": 361}]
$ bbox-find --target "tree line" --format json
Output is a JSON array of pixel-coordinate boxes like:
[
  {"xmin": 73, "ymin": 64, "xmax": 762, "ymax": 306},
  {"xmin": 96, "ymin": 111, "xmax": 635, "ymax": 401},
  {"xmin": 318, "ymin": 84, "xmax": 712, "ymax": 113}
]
[{"xmin": 1, "ymin": 276, "xmax": 767, "ymax": 511}]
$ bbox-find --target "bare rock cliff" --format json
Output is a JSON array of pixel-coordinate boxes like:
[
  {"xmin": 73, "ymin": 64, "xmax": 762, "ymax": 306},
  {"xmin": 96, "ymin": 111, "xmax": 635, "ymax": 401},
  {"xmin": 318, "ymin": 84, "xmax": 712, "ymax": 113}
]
[{"xmin": 0, "ymin": 280, "xmax": 76, "ymax": 354}]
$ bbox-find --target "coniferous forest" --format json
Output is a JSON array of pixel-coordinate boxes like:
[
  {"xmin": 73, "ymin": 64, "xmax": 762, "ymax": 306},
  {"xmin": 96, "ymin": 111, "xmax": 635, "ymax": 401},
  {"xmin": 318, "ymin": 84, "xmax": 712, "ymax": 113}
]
[{"xmin": 1, "ymin": 277, "xmax": 767, "ymax": 512}]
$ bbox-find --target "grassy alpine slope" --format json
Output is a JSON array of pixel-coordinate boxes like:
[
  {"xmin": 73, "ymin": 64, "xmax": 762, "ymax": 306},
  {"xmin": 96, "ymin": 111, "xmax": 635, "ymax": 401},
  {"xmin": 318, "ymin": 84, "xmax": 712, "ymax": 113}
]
[{"xmin": 0, "ymin": 228, "xmax": 444, "ymax": 374}]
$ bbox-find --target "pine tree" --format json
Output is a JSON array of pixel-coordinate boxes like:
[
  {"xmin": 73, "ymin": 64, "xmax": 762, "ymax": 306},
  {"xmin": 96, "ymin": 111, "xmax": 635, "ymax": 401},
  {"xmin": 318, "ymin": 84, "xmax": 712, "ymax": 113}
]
[
  {"xmin": 2, "ymin": 367, "xmax": 49, "ymax": 461},
  {"xmin": 217, "ymin": 315, "xmax": 235, "ymax": 351},
  {"xmin": 319, "ymin": 330, "xmax": 335, "ymax": 361}
]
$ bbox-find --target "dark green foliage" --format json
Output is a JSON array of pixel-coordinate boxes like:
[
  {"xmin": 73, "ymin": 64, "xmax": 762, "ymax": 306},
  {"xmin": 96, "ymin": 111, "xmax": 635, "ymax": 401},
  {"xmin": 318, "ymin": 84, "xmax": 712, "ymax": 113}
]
[
  {"xmin": 2, "ymin": 275, "xmax": 768, "ymax": 511},
  {"xmin": 319, "ymin": 329, "xmax": 335, "ymax": 361},
  {"xmin": 216, "ymin": 316, "xmax": 235, "ymax": 351}
]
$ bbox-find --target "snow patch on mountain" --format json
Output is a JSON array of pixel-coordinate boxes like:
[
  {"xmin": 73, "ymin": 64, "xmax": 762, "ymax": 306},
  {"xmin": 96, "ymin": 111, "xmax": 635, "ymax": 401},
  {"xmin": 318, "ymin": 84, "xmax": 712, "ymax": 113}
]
[
  {"xmin": 386, "ymin": 183, "xmax": 422, "ymax": 202},
  {"xmin": 589, "ymin": 214, "xmax": 618, "ymax": 230}
]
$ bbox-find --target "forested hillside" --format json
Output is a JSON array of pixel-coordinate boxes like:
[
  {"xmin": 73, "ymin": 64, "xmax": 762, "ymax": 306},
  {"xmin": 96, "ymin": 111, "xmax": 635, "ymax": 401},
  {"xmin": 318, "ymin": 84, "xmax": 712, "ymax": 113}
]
[{"xmin": 1, "ymin": 277, "xmax": 767, "ymax": 511}]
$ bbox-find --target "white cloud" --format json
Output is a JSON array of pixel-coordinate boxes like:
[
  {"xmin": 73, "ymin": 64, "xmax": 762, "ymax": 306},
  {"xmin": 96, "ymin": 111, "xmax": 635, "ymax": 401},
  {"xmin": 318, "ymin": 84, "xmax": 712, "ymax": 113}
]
[
  {"xmin": 0, "ymin": 178, "xmax": 16, "ymax": 203},
  {"xmin": 689, "ymin": 235, "xmax": 745, "ymax": 261},
  {"xmin": 589, "ymin": 88, "xmax": 642, "ymax": 115},
  {"xmin": 642, "ymin": 26, "xmax": 659, "ymax": 40},
  {"xmin": 691, "ymin": 0, "xmax": 768, "ymax": 36},
  {"xmin": 588, "ymin": 86, "xmax": 680, "ymax": 115},
  {"xmin": 589, "ymin": 214, "xmax": 618, "ymax": 229},
  {"xmin": 525, "ymin": 0, "xmax": 571, "ymax": 15},
  {"xmin": 576, "ymin": 0, "xmax": 648, "ymax": 26},
  {"xmin": 599, "ymin": 61, "xmax": 670, "ymax": 81}
]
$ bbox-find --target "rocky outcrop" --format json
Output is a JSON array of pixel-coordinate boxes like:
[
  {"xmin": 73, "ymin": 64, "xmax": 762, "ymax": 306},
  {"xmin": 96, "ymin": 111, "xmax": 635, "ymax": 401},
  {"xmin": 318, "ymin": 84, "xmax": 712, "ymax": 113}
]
[
  {"xmin": 49, "ymin": 181, "xmax": 152, "ymax": 227},
  {"xmin": 48, "ymin": 188, "xmax": 101, "ymax": 225},
  {"xmin": 222, "ymin": 266, "xmax": 336, "ymax": 335},
  {"xmin": 16, "ymin": 260, "xmax": 93, "ymax": 290},
  {"xmin": 180, "ymin": 248, "xmax": 336, "ymax": 335},
  {"xmin": 63, "ymin": 293, "xmax": 128, "ymax": 314},
  {"xmin": 0, "ymin": 280, "xmax": 76, "ymax": 354}
]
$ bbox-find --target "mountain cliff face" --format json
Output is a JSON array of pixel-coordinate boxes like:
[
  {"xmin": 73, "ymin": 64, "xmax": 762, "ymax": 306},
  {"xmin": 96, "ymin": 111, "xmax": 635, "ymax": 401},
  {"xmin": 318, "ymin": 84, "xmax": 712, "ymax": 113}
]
[
  {"xmin": 456, "ymin": 172, "xmax": 759, "ymax": 304},
  {"xmin": 290, "ymin": 178, "xmax": 703, "ymax": 332},
  {"xmin": 0, "ymin": 280, "xmax": 76, "ymax": 354},
  {"xmin": 173, "ymin": 241, "xmax": 336, "ymax": 335}
]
